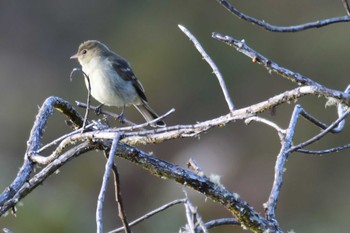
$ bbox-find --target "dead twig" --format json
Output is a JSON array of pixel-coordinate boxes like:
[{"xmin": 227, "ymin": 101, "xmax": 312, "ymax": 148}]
[
  {"xmin": 178, "ymin": 25, "xmax": 235, "ymax": 112},
  {"xmin": 215, "ymin": 0, "xmax": 350, "ymax": 32}
]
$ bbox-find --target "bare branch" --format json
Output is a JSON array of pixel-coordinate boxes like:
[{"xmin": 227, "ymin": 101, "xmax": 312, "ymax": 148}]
[
  {"xmin": 0, "ymin": 96, "xmax": 84, "ymax": 207},
  {"xmin": 215, "ymin": 0, "xmax": 350, "ymax": 32},
  {"xmin": 297, "ymin": 143, "xmax": 350, "ymax": 155},
  {"xmin": 97, "ymin": 133, "xmax": 124, "ymax": 233},
  {"xmin": 178, "ymin": 25, "xmax": 235, "ymax": 111},
  {"xmin": 111, "ymin": 142, "xmax": 280, "ymax": 232},
  {"xmin": 195, "ymin": 218, "xmax": 239, "ymax": 233},
  {"xmin": 212, "ymin": 33, "xmax": 350, "ymax": 105},
  {"xmin": 116, "ymin": 108, "xmax": 175, "ymax": 131},
  {"xmin": 245, "ymin": 116, "xmax": 286, "ymax": 140},
  {"xmin": 0, "ymin": 142, "xmax": 93, "ymax": 216},
  {"xmin": 288, "ymin": 107, "xmax": 350, "ymax": 153},
  {"xmin": 265, "ymin": 105, "xmax": 302, "ymax": 221},
  {"xmin": 108, "ymin": 152, "xmax": 132, "ymax": 233},
  {"xmin": 70, "ymin": 87, "xmax": 347, "ymax": 147},
  {"xmin": 342, "ymin": 0, "xmax": 350, "ymax": 15},
  {"xmin": 265, "ymin": 102, "xmax": 350, "ymax": 220},
  {"xmin": 182, "ymin": 190, "xmax": 208, "ymax": 233},
  {"xmin": 70, "ymin": 68, "xmax": 91, "ymax": 129},
  {"xmin": 35, "ymin": 122, "xmax": 95, "ymax": 155},
  {"xmin": 108, "ymin": 199, "xmax": 186, "ymax": 233},
  {"xmin": 77, "ymin": 102, "xmax": 175, "ymax": 131},
  {"xmin": 76, "ymin": 101, "xmax": 138, "ymax": 126}
]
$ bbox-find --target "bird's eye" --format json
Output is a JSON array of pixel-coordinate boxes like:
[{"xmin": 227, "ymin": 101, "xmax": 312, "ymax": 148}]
[{"xmin": 81, "ymin": 49, "xmax": 87, "ymax": 55}]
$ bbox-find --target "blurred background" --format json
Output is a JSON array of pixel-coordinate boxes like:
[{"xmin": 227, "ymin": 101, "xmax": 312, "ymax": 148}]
[{"xmin": 1, "ymin": 0, "xmax": 350, "ymax": 232}]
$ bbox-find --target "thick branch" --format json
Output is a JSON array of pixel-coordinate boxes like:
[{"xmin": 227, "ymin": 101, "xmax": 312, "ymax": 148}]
[
  {"xmin": 0, "ymin": 96, "xmax": 84, "ymax": 207},
  {"xmin": 109, "ymin": 142, "xmax": 281, "ymax": 233},
  {"xmin": 0, "ymin": 142, "xmax": 93, "ymax": 215}
]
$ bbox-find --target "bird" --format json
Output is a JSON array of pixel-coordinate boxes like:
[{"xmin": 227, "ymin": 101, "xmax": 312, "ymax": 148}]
[{"xmin": 70, "ymin": 40, "xmax": 165, "ymax": 127}]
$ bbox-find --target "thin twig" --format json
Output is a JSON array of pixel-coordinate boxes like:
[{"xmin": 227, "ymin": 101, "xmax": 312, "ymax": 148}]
[
  {"xmin": 109, "ymin": 155, "xmax": 132, "ymax": 233},
  {"xmin": 216, "ymin": 0, "xmax": 350, "ymax": 32},
  {"xmin": 288, "ymin": 107, "xmax": 350, "ymax": 153},
  {"xmin": 96, "ymin": 133, "xmax": 123, "ymax": 233},
  {"xmin": 116, "ymin": 108, "xmax": 175, "ymax": 131},
  {"xmin": 76, "ymin": 102, "xmax": 175, "ymax": 130},
  {"xmin": 244, "ymin": 116, "xmax": 286, "ymax": 140},
  {"xmin": 70, "ymin": 68, "xmax": 91, "ymax": 130},
  {"xmin": 183, "ymin": 190, "xmax": 209, "ymax": 233},
  {"xmin": 195, "ymin": 218, "xmax": 239, "ymax": 233},
  {"xmin": 342, "ymin": 0, "xmax": 350, "ymax": 15},
  {"xmin": 76, "ymin": 101, "xmax": 137, "ymax": 126},
  {"xmin": 108, "ymin": 199, "xmax": 186, "ymax": 233},
  {"xmin": 297, "ymin": 143, "xmax": 350, "ymax": 155},
  {"xmin": 178, "ymin": 25, "xmax": 235, "ymax": 111},
  {"xmin": 35, "ymin": 123, "xmax": 95, "ymax": 155}
]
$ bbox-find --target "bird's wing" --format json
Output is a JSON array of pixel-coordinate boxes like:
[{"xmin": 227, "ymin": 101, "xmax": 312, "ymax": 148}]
[{"xmin": 109, "ymin": 54, "xmax": 148, "ymax": 102}]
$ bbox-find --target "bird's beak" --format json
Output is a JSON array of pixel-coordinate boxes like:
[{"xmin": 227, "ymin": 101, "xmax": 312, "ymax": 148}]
[{"xmin": 70, "ymin": 53, "xmax": 79, "ymax": 59}]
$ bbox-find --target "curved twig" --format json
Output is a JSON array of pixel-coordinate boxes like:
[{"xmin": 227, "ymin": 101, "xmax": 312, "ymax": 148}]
[{"xmin": 216, "ymin": 0, "xmax": 350, "ymax": 32}]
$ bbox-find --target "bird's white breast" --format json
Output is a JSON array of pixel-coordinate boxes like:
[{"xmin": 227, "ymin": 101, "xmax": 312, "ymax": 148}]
[{"xmin": 81, "ymin": 57, "xmax": 140, "ymax": 107}]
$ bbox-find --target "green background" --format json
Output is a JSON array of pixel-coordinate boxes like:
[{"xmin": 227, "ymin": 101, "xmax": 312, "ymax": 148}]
[{"xmin": 1, "ymin": 1, "xmax": 350, "ymax": 232}]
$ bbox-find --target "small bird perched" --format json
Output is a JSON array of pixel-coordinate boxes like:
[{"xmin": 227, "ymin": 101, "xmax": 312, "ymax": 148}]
[{"xmin": 70, "ymin": 40, "xmax": 165, "ymax": 127}]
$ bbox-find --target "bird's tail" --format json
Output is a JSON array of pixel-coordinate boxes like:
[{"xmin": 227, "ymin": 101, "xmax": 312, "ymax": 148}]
[{"xmin": 134, "ymin": 103, "xmax": 166, "ymax": 127}]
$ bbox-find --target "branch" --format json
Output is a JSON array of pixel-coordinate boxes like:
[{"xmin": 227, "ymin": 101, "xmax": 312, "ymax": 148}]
[
  {"xmin": 0, "ymin": 96, "xmax": 84, "ymax": 207},
  {"xmin": 342, "ymin": 0, "xmax": 350, "ymax": 15},
  {"xmin": 97, "ymin": 133, "xmax": 125, "ymax": 233},
  {"xmin": 288, "ymin": 107, "xmax": 350, "ymax": 153},
  {"xmin": 178, "ymin": 25, "xmax": 235, "ymax": 111},
  {"xmin": 212, "ymin": 32, "xmax": 350, "ymax": 105},
  {"xmin": 265, "ymin": 102, "xmax": 350, "ymax": 220},
  {"xmin": 182, "ymin": 190, "xmax": 208, "ymax": 233},
  {"xmin": 110, "ymin": 142, "xmax": 281, "ymax": 232},
  {"xmin": 265, "ymin": 105, "xmax": 302, "ymax": 221},
  {"xmin": 195, "ymin": 218, "xmax": 239, "ymax": 233},
  {"xmin": 215, "ymin": 0, "xmax": 350, "ymax": 32},
  {"xmin": 70, "ymin": 68, "xmax": 91, "ymax": 129},
  {"xmin": 0, "ymin": 142, "xmax": 93, "ymax": 216},
  {"xmin": 297, "ymin": 143, "xmax": 350, "ymax": 155},
  {"xmin": 108, "ymin": 199, "xmax": 186, "ymax": 233},
  {"xmin": 76, "ymin": 101, "xmax": 137, "ymax": 126}
]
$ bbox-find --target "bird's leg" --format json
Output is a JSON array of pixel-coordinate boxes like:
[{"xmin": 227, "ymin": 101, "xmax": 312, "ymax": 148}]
[
  {"xmin": 102, "ymin": 114, "xmax": 110, "ymax": 127},
  {"xmin": 95, "ymin": 104, "xmax": 104, "ymax": 115},
  {"xmin": 117, "ymin": 105, "xmax": 126, "ymax": 124}
]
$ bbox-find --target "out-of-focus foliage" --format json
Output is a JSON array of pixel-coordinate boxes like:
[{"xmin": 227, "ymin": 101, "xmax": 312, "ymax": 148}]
[{"xmin": 1, "ymin": 1, "xmax": 350, "ymax": 232}]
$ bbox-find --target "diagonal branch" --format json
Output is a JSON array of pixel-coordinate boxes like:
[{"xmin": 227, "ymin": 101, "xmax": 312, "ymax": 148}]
[
  {"xmin": 108, "ymin": 199, "xmax": 186, "ymax": 233},
  {"xmin": 111, "ymin": 142, "xmax": 281, "ymax": 232},
  {"xmin": 212, "ymin": 33, "xmax": 350, "ymax": 105},
  {"xmin": 0, "ymin": 96, "xmax": 84, "ymax": 207},
  {"xmin": 178, "ymin": 25, "xmax": 235, "ymax": 111}
]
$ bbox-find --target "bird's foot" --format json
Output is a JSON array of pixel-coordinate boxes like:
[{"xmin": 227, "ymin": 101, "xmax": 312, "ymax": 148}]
[
  {"xmin": 117, "ymin": 112, "xmax": 125, "ymax": 124},
  {"xmin": 94, "ymin": 104, "xmax": 104, "ymax": 115}
]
